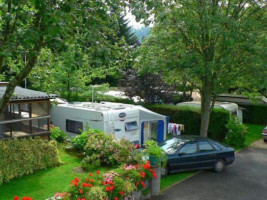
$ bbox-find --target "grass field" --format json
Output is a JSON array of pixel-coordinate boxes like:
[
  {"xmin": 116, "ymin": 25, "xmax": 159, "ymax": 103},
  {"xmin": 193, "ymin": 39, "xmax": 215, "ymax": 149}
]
[{"xmin": 243, "ymin": 123, "xmax": 264, "ymax": 148}]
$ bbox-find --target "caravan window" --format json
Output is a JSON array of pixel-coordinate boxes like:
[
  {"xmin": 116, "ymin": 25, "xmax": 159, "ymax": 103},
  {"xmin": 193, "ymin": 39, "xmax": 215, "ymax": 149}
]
[
  {"xmin": 125, "ymin": 121, "xmax": 138, "ymax": 132},
  {"xmin": 66, "ymin": 119, "xmax": 83, "ymax": 134}
]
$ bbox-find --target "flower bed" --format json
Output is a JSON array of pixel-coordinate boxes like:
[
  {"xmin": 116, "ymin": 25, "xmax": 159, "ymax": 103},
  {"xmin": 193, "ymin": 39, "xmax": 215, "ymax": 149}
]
[{"xmin": 46, "ymin": 161, "xmax": 156, "ymax": 200}]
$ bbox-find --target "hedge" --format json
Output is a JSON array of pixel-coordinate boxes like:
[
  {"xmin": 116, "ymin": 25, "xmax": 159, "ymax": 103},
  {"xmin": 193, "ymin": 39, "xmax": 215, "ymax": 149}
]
[
  {"xmin": 0, "ymin": 138, "xmax": 61, "ymax": 185},
  {"xmin": 144, "ymin": 104, "xmax": 230, "ymax": 141},
  {"xmin": 242, "ymin": 104, "xmax": 267, "ymax": 125}
]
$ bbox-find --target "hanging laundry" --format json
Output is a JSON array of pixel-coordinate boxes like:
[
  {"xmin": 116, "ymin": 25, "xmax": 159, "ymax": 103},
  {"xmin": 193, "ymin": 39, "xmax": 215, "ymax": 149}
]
[
  {"xmin": 168, "ymin": 123, "xmax": 185, "ymax": 136},
  {"xmin": 173, "ymin": 124, "xmax": 177, "ymax": 135}
]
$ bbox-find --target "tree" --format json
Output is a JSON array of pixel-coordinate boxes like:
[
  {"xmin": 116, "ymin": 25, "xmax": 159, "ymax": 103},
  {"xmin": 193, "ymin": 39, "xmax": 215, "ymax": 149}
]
[
  {"xmin": 30, "ymin": 13, "xmax": 137, "ymax": 99},
  {"xmin": 29, "ymin": 47, "xmax": 89, "ymax": 101},
  {"xmin": 129, "ymin": 0, "xmax": 267, "ymax": 137},
  {"xmin": 90, "ymin": 14, "xmax": 140, "ymax": 87},
  {"xmin": 118, "ymin": 68, "xmax": 180, "ymax": 103},
  {"xmin": 0, "ymin": 0, "xmax": 126, "ymax": 115},
  {"xmin": 118, "ymin": 15, "xmax": 139, "ymax": 46}
]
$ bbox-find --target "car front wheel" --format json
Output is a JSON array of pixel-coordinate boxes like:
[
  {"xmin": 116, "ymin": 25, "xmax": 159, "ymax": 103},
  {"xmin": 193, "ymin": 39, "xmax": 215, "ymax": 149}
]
[{"xmin": 214, "ymin": 159, "xmax": 225, "ymax": 173}]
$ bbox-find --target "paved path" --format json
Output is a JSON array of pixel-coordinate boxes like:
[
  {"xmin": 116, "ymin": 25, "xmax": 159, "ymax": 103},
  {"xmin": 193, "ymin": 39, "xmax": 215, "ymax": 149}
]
[{"xmin": 156, "ymin": 148, "xmax": 267, "ymax": 200}]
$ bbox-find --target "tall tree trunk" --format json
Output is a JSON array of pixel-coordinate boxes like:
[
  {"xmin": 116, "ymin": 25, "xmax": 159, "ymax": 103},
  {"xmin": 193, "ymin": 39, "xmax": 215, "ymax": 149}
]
[
  {"xmin": 67, "ymin": 73, "xmax": 70, "ymax": 102},
  {"xmin": 0, "ymin": 39, "xmax": 43, "ymax": 116},
  {"xmin": 182, "ymin": 79, "xmax": 186, "ymax": 99},
  {"xmin": 0, "ymin": 9, "xmax": 44, "ymax": 116},
  {"xmin": 200, "ymin": 80, "xmax": 212, "ymax": 137}
]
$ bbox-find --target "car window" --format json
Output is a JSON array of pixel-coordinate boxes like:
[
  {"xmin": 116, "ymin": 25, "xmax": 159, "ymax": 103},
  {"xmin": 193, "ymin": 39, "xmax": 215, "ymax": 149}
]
[
  {"xmin": 211, "ymin": 141, "xmax": 224, "ymax": 150},
  {"xmin": 179, "ymin": 143, "xmax": 197, "ymax": 154},
  {"xmin": 198, "ymin": 141, "xmax": 214, "ymax": 152},
  {"xmin": 159, "ymin": 138, "xmax": 185, "ymax": 154}
]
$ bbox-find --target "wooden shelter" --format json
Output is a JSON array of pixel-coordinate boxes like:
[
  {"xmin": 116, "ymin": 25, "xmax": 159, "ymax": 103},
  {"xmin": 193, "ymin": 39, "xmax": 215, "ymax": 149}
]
[{"xmin": 0, "ymin": 82, "xmax": 57, "ymax": 139}]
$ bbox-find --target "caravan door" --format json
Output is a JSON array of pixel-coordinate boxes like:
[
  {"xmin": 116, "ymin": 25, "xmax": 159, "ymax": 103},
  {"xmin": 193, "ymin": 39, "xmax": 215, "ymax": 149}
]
[{"xmin": 141, "ymin": 120, "xmax": 164, "ymax": 145}]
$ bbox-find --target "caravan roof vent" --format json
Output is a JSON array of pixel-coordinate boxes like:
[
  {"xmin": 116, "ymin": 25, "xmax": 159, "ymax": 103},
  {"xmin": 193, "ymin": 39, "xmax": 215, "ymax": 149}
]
[{"xmin": 113, "ymin": 107, "xmax": 125, "ymax": 110}]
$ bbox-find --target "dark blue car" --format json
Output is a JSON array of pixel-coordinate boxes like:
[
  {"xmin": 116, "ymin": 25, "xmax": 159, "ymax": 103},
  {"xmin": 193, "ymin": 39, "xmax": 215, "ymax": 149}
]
[{"xmin": 159, "ymin": 136, "xmax": 235, "ymax": 176}]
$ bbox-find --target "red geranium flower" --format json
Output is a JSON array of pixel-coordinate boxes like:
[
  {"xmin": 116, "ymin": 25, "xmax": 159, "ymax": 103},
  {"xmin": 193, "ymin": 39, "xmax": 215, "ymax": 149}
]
[
  {"xmin": 144, "ymin": 161, "xmax": 150, "ymax": 169},
  {"xmin": 22, "ymin": 197, "xmax": 33, "ymax": 200},
  {"xmin": 79, "ymin": 189, "xmax": 84, "ymax": 194},
  {"xmin": 96, "ymin": 170, "xmax": 100, "ymax": 174},
  {"xmin": 136, "ymin": 144, "xmax": 140, "ymax": 149},
  {"xmin": 140, "ymin": 171, "xmax": 146, "ymax": 178},
  {"xmin": 106, "ymin": 186, "xmax": 110, "ymax": 191},
  {"xmin": 87, "ymin": 183, "xmax": 93, "ymax": 187},
  {"xmin": 119, "ymin": 191, "xmax": 124, "ymax": 196},
  {"xmin": 71, "ymin": 181, "xmax": 78, "ymax": 186},
  {"xmin": 14, "ymin": 197, "xmax": 19, "ymax": 200},
  {"xmin": 141, "ymin": 181, "xmax": 146, "ymax": 188},
  {"xmin": 89, "ymin": 173, "xmax": 93, "ymax": 176},
  {"xmin": 114, "ymin": 197, "xmax": 118, "ymax": 200},
  {"xmin": 152, "ymin": 170, "xmax": 157, "ymax": 178}
]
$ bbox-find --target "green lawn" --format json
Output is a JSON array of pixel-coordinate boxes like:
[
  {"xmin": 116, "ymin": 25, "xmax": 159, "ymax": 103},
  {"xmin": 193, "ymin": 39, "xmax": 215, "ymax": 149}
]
[
  {"xmin": 243, "ymin": 123, "xmax": 264, "ymax": 148},
  {"xmin": 0, "ymin": 144, "xmax": 110, "ymax": 200},
  {"xmin": 160, "ymin": 172, "xmax": 195, "ymax": 191}
]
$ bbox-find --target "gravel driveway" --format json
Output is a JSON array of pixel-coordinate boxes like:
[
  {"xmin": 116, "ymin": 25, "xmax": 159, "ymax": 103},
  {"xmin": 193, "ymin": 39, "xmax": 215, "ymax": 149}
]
[{"xmin": 156, "ymin": 148, "xmax": 267, "ymax": 200}]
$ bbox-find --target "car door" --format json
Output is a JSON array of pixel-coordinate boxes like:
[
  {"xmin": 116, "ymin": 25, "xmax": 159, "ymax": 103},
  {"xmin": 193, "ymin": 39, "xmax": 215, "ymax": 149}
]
[
  {"xmin": 168, "ymin": 142, "xmax": 198, "ymax": 172},
  {"xmin": 194, "ymin": 140, "xmax": 216, "ymax": 169}
]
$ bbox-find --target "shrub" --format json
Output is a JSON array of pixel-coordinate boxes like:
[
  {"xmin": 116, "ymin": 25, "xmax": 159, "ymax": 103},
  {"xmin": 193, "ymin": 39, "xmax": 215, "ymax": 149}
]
[
  {"xmin": 84, "ymin": 186, "xmax": 107, "ymax": 200},
  {"xmin": 225, "ymin": 116, "xmax": 248, "ymax": 148},
  {"xmin": 81, "ymin": 131, "xmax": 136, "ymax": 170},
  {"xmin": 144, "ymin": 104, "xmax": 230, "ymax": 141},
  {"xmin": 0, "ymin": 171, "xmax": 3, "ymax": 185},
  {"xmin": 144, "ymin": 140, "xmax": 167, "ymax": 166},
  {"xmin": 70, "ymin": 129, "xmax": 103, "ymax": 152},
  {"xmin": 209, "ymin": 108, "xmax": 230, "ymax": 141},
  {"xmin": 50, "ymin": 127, "xmax": 67, "ymax": 143},
  {"xmin": 0, "ymin": 138, "xmax": 61, "ymax": 185},
  {"xmin": 242, "ymin": 104, "xmax": 267, "ymax": 125}
]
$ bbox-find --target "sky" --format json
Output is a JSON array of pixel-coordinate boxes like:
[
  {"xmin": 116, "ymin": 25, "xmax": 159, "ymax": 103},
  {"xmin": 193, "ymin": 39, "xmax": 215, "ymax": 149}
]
[{"xmin": 124, "ymin": 10, "xmax": 145, "ymax": 29}]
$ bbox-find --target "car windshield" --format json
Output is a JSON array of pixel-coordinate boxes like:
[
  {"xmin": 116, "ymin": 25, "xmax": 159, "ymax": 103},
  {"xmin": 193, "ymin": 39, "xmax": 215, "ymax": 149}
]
[{"xmin": 159, "ymin": 137, "xmax": 186, "ymax": 154}]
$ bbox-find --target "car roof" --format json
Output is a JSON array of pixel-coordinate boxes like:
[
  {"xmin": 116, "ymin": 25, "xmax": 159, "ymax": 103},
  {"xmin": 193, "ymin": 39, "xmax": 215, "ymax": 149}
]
[{"xmin": 173, "ymin": 135, "xmax": 210, "ymax": 143}]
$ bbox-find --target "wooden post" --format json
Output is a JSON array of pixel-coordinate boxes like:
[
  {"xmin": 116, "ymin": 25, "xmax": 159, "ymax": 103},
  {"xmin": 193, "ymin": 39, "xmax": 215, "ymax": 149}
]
[{"xmin": 29, "ymin": 103, "xmax": 32, "ymax": 134}]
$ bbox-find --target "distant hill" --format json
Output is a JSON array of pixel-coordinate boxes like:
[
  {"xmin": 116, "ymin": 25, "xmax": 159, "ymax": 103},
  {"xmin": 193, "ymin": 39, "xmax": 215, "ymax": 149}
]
[{"xmin": 131, "ymin": 26, "xmax": 151, "ymax": 43}]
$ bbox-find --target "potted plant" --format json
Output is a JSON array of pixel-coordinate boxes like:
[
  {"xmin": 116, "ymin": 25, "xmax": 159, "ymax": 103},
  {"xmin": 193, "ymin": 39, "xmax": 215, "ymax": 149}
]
[{"xmin": 144, "ymin": 140, "xmax": 167, "ymax": 166}]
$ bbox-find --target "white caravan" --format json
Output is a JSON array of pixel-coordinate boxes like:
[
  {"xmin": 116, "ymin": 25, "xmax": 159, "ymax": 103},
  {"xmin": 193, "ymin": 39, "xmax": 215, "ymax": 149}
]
[{"xmin": 51, "ymin": 101, "xmax": 168, "ymax": 145}]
